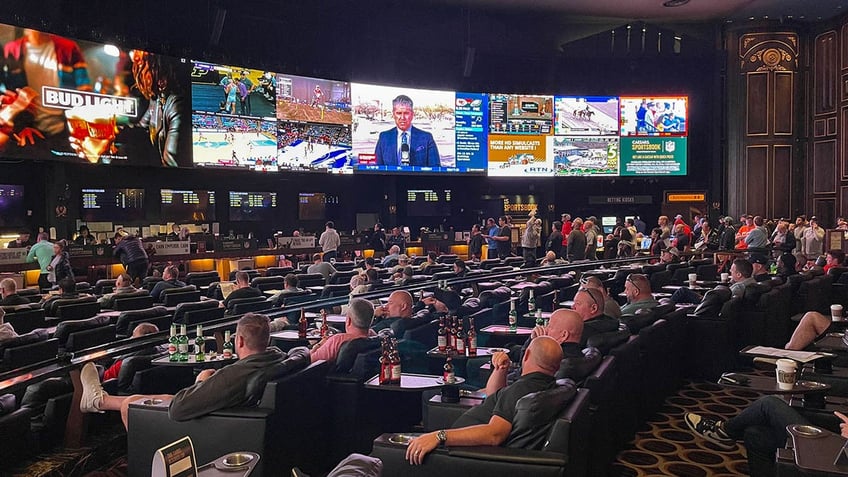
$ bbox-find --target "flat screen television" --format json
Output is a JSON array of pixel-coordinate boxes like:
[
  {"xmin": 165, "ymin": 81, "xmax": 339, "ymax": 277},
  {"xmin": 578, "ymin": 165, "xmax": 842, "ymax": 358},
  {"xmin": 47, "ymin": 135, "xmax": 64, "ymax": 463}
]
[
  {"xmin": 0, "ymin": 185, "xmax": 26, "ymax": 228},
  {"xmin": 486, "ymin": 93, "xmax": 554, "ymax": 177},
  {"xmin": 81, "ymin": 188, "xmax": 145, "ymax": 222},
  {"xmin": 406, "ymin": 189, "xmax": 451, "ymax": 217},
  {"xmin": 351, "ymin": 83, "xmax": 477, "ymax": 174},
  {"xmin": 160, "ymin": 189, "xmax": 216, "ymax": 222},
  {"xmin": 229, "ymin": 191, "xmax": 277, "ymax": 221},
  {"xmin": 298, "ymin": 193, "xmax": 326, "ymax": 220},
  {"xmin": 619, "ymin": 96, "xmax": 688, "ymax": 137},
  {"xmin": 0, "ymin": 21, "xmax": 192, "ymax": 167}
]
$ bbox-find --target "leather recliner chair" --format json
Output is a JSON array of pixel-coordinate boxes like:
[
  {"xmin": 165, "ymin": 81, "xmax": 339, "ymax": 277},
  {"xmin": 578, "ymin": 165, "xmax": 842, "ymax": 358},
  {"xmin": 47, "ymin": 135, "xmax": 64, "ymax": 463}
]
[
  {"xmin": 114, "ymin": 306, "xmax": 171, "ymax": 337},
  {"xmin": 127, "ymin": 357, "xmax": 330, "ymax": 477}
]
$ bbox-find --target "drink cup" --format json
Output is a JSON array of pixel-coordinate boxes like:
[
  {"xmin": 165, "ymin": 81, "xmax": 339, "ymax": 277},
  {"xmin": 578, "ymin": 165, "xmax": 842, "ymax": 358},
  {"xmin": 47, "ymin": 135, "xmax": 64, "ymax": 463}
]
[
  {"xmin": 831, "ymin": 304, "xmax": 844, "ymax": 322},
  {"xmin": 721, "ymin": 272, "xmax": 729, "ymax": 283},
  {"xmin": 775, "ymin": 358, "xmax": 797, "ymax": 390},
  {"xmin": 64, "ymin": 104, "xmax": 118, "ymax": 163},
  {"xmin": 688, "ymin": 273, "xmax": 698, "ymax": 285}
]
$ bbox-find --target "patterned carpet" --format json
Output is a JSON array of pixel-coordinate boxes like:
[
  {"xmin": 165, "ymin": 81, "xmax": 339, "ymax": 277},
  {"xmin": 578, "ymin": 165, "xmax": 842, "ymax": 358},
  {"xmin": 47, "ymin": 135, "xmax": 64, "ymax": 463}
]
[{"xmin": 611, "ymin": 380, "xmax": 766, "ymax": 477}]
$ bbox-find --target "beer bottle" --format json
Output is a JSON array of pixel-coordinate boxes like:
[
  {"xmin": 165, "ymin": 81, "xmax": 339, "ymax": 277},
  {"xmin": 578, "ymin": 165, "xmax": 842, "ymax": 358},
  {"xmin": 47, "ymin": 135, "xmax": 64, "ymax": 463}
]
[
  {"xmin": 177, "ymin": 324, "xmax": 189, "ymax": 361},
  {"xmin": 467, "ymin": 317, "xmax": 477, "ymax": 356},
  {"xmin": 320, "ymin": 309, "xmax": 329, "ymax": 339},
  {"xmin": 194, "ymin": 324, "xmax": 205, "ymax": 362},
  {"xmin": 528, "ymin": 289, "xmax": 536, "ymax": 312},
  {"xmin": 443, "ymin": 356, "xmax": 456, "ymax": 384},
  {"xmin": 508, "ymin": 300, "xmax": 518, "ymax": 331},
  {"xmin": 455, "ymin": 319, "xmax": 466, "ymax": 355},
  {"xmin": 535, "ymin": 308, "xmax": 544, "ymax": 327},
  {"xmin": 379, "ymin": 338, "xmax": 391, "ymax": 385},
  {"xmin": 168, "ymin": 324, "xmax": 179, "ymax": 362},
  {"xmin": 223, "ymin": 330, "xmax": 234, "ymax": 359},
  {"xmin": 448, "ymin": 315, "xmax": 456, "ymax": 353},
  {"xmin": 298, "ymin": 308, "xmax": 308, "ymax": 339},
  {"xmin": 389, "ymin": 339, "xmax": 402, "ymax": 384},
  {"xmin": 437, "ymin": 316, "xmax": 447, "ymax": 352}
]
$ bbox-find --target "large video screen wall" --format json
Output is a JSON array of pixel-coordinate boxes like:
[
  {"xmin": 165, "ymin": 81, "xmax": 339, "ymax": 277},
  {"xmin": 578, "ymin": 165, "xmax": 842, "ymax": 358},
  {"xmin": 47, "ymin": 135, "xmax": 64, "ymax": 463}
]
[{"xmin": 0, "ymin": 20, "xmax": 687, "ymax": 177}]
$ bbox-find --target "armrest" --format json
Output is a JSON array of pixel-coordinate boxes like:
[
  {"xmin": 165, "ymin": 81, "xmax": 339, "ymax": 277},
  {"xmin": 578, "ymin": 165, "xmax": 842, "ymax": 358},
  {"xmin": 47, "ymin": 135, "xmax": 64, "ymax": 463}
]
[
  {"xmin": 208, "ymin": 407, "xmax": 273, "ymax": 419},
  {"xmin": 448, "ymin": 446, "xmax": 567, "ymax": 466}
]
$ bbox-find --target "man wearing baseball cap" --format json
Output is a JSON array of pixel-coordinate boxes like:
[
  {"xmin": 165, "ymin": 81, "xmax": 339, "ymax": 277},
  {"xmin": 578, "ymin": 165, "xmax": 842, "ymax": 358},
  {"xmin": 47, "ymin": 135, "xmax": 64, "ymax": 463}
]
[{"xmin": 749, "ymin": 254, "xmax": 771, "ymax": 282}]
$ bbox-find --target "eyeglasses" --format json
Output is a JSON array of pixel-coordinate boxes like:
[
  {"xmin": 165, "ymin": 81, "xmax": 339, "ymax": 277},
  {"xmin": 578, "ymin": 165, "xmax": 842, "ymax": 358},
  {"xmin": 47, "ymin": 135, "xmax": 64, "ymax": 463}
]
[
  {"xmin": 626, "ymin": 275, "xmax": 641, "ymax": 295},
  {"xmin": 577, "ymin": 287, "xmax": 601, "ymax": 309}
]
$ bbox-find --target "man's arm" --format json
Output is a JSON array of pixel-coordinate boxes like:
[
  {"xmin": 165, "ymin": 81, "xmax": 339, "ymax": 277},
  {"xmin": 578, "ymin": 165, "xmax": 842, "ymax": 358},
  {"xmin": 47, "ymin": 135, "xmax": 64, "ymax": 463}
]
[
  {"xmin": 484, "ymin": 352, "xmax": 510, "ymax": 396},
  {"xmin": 406, "ymin": 415, "xmax": 512, "ymax": 465}
]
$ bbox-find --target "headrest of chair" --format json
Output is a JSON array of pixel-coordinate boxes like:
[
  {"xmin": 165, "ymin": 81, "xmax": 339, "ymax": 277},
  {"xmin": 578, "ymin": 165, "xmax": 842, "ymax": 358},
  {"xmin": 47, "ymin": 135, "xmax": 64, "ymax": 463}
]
[
  {"xmin": 117, "ymin": 306, "xmax": 169, "ymax": 322},
  {"xmin": 161, "ymin": 285, "xmax": 197, "ymax": 295},
  {"xmin": 586, "ymin": 329, "xmax": 630, "ymax": 354},
  {"xmin": 117, "ymin": 355, "xmax": 154, "ymax": 393},
  {"xmin": 693, "ymin": 286, "xmax": 732, "ymax": 316},
  {"xmin": 0, "ymin": 393, "xmax": 15, "ymax": 416},
  {"xmin": 622, "ymin": 311, "xmax": 657, "ymax": 334},
  {"xmin": 0, "ymin": 328, "xmax": 49, "ymax": 357},
  {"xmin": 55, "ymin": 315, "xmax": 111, "ymax": 343},
  {"xmin": 556, "ymin": 347, "xmax": 602, "ymax": 381},
  {"xmin": 113, "ymin": 290, "xmax": 151, "ymax": 300},
  {"xmin": 506, "ymin": 380, "xmax": 578, "ymax": 450},
  {"xmin": 334, "ymin": 337, "xmax": 382, "ymax": 374},
  {"xmin": 457, "ymin": 297, "xmax": 481, "ymax": 317},
  {"xmin": 650, "ymin": 303, "xmax": 675, "ymax": 317}
]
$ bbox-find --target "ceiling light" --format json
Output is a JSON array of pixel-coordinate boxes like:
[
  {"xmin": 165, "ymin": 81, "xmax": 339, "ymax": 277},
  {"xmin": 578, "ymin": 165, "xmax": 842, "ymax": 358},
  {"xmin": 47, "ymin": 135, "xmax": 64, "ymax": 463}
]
[{"xmin": 663, "ymin": 0, "xmax": 690, "ymax": 7}]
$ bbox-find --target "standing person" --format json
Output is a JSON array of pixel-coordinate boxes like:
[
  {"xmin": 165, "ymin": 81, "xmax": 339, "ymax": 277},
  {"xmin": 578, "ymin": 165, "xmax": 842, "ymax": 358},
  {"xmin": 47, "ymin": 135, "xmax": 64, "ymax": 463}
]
[
  {"xmin": 718, "ymin": 217, "xmax": 737, "ymax": 251},
  {"xmin": 26, "ymin": 232, "xmax": 53, "ymax": 290},
  {"xmin": 318, "ymin": 221, "xmax": 340, "ymax": 262},
  {"xmin": 584, "ymin": 219, "xmax": 598, "ymax": 260},
  {"xmin": 485, "ymin": 218, "xmax": 499, "ymax": 260},
  {"xmin": 386, "ymin": 227, "xmax": 407, "ymax": 255},
  {"xmin": 802, "ymin": 216, "xmax": 825, "ymax": 262},
  {"xmin": 369, "ymin": 223, "xmax": 387, "ymax": 259},
  {"xmin": 634, "ymin": 215, "xmax": 647, "ymax": 235},
  {"xmin": 468, "ymin": 224, "xmax": 484, "ymax": 261},
  {"xmin": 560, "ymin": 213, "xmax": 572, "ymax": 250},
  {"xmin": 113, "ymin": 231, "xmax": 149, "ymax": 285},
  {"xmin": 566, "ymin": 218, "xmax": 587, "ymax": 261},
  {"xmin": 546, "ymin": 221, "xmax": 563, "ymax": 259},
  {"xmin": 74, "ymin": 225, "xmax": 96, "ymax": 245},
  {"xmin": 47, "ymin": 240, "xmax": 73, "ymax": 287},
  {"xmin": 521, "ymin": 210, "xmax": 542, "ymax": 267},
  {"xmin": 489, "ymin": 216, "xmax": 513, "ymax": 260},
  {"xmin": 239, "ymin": 70, "xmax": 254, "ymax": 116}
]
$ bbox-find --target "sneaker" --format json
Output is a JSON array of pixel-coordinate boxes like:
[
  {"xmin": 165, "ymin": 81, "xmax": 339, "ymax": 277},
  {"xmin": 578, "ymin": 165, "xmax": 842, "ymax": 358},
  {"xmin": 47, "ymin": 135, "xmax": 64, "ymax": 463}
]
[
  {"xmin": 684, "ymin": 412, "xmax": 734, "ymax": 450},
  {"xmin": 79, "ymin": 362, "xmax": 107, "ymax": 413}
]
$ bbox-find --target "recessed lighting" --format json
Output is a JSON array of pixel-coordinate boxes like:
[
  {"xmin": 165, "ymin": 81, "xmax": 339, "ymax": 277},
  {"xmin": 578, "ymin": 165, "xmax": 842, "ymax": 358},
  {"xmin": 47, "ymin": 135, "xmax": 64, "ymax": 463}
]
[{"xmin": 663, "ymin": 0, "xmax": 690, "ymax": 6}]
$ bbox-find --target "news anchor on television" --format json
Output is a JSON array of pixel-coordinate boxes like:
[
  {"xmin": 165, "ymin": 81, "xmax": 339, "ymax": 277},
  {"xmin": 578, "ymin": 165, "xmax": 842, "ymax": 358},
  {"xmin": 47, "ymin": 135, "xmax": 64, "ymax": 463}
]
[{"xmin": 374, "ymin": 95, "xmax": 440, "ymax": 167}]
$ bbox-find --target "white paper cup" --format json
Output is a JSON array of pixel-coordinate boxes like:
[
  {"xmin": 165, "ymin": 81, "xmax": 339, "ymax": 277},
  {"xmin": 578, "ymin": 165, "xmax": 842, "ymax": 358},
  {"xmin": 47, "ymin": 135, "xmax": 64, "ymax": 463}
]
[
  {"xmin": 775, "ymin": 358, "xmax": 797, "ymax": 390},
  {"xmin": 721, "ymin": 272, "xmax": 729, "ymax": 282},
  {"xmin": 831, "ymin": 304, "xmax": 844, "ymax": 322},
  {"xmin": 688, "ymin": 273, "xmax": 698, "ymax": 283}
]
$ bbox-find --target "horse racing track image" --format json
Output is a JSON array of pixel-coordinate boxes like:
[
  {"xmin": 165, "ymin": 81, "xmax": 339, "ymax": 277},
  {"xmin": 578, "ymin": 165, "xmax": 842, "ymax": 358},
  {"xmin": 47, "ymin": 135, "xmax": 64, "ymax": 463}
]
[{"xmin": 554, "ymin": 97, "xmax": 619, "ymax": 136}]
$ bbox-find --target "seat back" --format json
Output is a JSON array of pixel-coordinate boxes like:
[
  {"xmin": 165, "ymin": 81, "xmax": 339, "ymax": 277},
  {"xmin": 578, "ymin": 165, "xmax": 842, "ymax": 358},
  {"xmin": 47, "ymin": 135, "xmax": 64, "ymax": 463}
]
[
  {"xmin": 65, "ymin": 324, "xmax": 117, "ymax": 352},
  {"xmin": 2, "ymin": 338, "xmax": 59, "ymax": 371},
  {"xmin": 648, "ymin": 270, "xmax": 672, "ymax": 291},
  {"xmin": 56, "ymin": 300, "xmax": 101, "ymax": 321},
  {"xmin": 250, "ymin": 276, "xmax": 285, "ymax": 291},
  {"xmin": 93, "ymin": 279, "xmax": 117, "ymax": 295},
  {"xmin": 162, "ymin": 290, "xmax": 202, "ymax": 307},
  {"xmin": 329, "ymin": 270, "xmax": 358, "ymax": 285},
  {"xmin": 436, "ymin": 254, "xmax": 458, "ymax": 264},
  {"xmin": 265, "ymin": 266, "xmax": 294, "ymax": 277},
  {"xmin": 182, "ymin": 306, "xmax": 226, "ymax": 326},
  {"xmin": 0, "ymin": 329, "xmax": 49, "ymax": 359},
  {"xmin": 696, "ymin": 263, "xmax": 718, "ymax": 281},
  {"xmin": 507, "ymin": 381, "xmax": 578, "ymax": 450},
  {"xmin": 54, "ymin": 315, "xmax": 111, "ymax": 347},
  {"xmin": 228, "ymin": 269, "xmax": 261, "ymax": 282},
  {"xmin": 231, "ymin": 299, "xmax": 274, "ymax": 315},
  {"xmin": 115, "ymin": 306, "xmax": 171, "ymax": 336},
  {"xmin": 320, "ymin": 283, "xmax": 351, "ymax": 299},
  {"xmin": 669, "ymin": 266, "xmax": 696, "ymax": 285},
  {"xmin": 185, "ymin": 271, "xmax": 220, "ymax": 288},
  {"xmin": 113, "ymin": 294, "xmax": 155, "ymax": 311},
  {"xmin": 334, "ymin": 337, "xmax": 382, "ymax": 376},
  {"xmin": 296, "ymin": 273, "xmax": 326, "ymax": 288},
  {"xmin": 4, "ymin": 308, "xmax": 47, "ymax": 334}
]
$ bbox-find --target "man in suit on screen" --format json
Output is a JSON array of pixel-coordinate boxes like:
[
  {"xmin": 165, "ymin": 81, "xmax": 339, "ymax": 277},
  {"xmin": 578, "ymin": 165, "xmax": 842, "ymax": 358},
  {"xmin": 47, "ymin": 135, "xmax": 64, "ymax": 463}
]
[{"xmin": 374, "ymin": 95, "xmax": 440, "ymax": 167}]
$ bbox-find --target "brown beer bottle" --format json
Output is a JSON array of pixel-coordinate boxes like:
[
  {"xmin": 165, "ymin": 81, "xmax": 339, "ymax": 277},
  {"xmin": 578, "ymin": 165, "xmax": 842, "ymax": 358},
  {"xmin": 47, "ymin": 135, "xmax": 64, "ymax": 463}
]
[
  {"xmin": 455, "ymin": 319, "xmax": 466, "ymax": 355},
  {"xmin": 379, "ymin": 338, "xmax": 391, "ymax": 385},
  {"xmin": 298, "ymin": 308, "xmax": 308, "ymax": 339},
  {"xmin": 320, "ymin": 309, "xmax": 329, "ymax": 338},
  {"xmin": 437, "ymin": 316, "xmax": 447, "ymax": 352},
  {"xmin": 389, "ymin": 339, "xmax": 402, "ymax": 384},
  {"xmin": 468, "ymin": 317, "xmax": 477, "ymax": 356}
]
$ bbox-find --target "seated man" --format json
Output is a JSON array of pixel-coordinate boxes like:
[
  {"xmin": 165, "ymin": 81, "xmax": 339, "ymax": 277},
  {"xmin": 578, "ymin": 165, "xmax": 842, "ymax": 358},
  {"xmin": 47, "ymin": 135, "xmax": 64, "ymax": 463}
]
[
  {"xmin": 419, "ymin": 252, "xmax": 439, "ymax": 274},
  {"xmin": 79, "ymin": 313, "xmax": 309, "ymax": 428},
  {"xmin": 269, "ymin": 273, "xmax": 305, "ymax": 306},
  {"xmin": 307, "ymin": 253, "xmax": 337, "ymax": 281},
  {"xmin": 310, "ymin": 297, "xmax": 375, "ymax": 363},
  {"xmin": 414, "ymin": 289, "xmax": 462, "ymax": 319},
  {"xmin": 750, "ymin": 254, "xmax": 771, "ymax": 282},
  {"xmin": 101, "ymin": 323, "xmax": 162, "ymax": 381},
  {"xmin": 507, "ymin": 309, "xmax": 584, "ymax": 382},
  {"xmin": 620, "ymin": 274, "xmax": 658, "ymax": 315},
  {"xmin": 393, "ymin": 266, "xmax": 414, "ymax": 286},
  {"xmin": 39, "ymin": 277, "xmax": 85, "ymax": 309},
  {"xmin": 405, "ymin": 336, "xmax": 563, "ymax": 464},
  {"xmin": 659, "ymin": 246, "xmax": 681, "ymax": 264},
  {"xmin": 98, "ymin": 273, "xmax": 139, "ymax": 308},
  {"xmin": 382, "ymin": 245, "xmax": 401, "ymax": 267},
  {"xmin": 571, "ymin": 287, "xmax": 620, "ymax": 346},
  {"xmin": 372, "ymin": 290, "xmax": 419, "ymax": 336},
  {"xmin": 390, "ymin": 255, "xmax": 411, "ymax": 277},
  {"xmin": 222, "ymin": 271, "xmax": 263, "ymax": 309},
  {"xmin": 150, "ymin": 265, "xmax": 186, "ymax": 302},
  {"xmin": 686, "ymin": 397, "xmax": 848, "ymax": 477},
  {"xmin": 0, "ymin": 278, "xmax": 30, "ymax": 306},
  {"xmin": 671, "ymin": 258, "xmax": 756, "ymax": 304},
  {"xmin": 580, "ymin": 276, "xmax": 622, "ymax": 319}
]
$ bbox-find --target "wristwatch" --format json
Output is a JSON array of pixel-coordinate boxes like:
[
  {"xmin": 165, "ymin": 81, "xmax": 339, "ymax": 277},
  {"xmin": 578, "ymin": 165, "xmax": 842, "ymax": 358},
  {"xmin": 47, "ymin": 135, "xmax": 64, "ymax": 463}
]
[{"xmin": 437, "ymin": 429, "xmax": 447, "ymax": 446}]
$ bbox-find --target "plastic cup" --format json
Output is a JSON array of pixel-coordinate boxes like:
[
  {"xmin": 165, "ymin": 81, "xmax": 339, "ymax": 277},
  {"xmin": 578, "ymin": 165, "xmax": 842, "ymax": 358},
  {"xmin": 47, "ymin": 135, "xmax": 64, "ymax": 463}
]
[
  {"xmin": 775, "ymin": 358, "xmax": 797, "ymax": 390},
  {"xmin": 688, "ymin": 273, "xmax": 698, "ymax": 284},
  {"xmin": 831, "ymin": 304, "xmax": 844, "ymax": 322},
  {"xmin": 721, "ymin": 272, "xmax": 729, "ymax": 283}
]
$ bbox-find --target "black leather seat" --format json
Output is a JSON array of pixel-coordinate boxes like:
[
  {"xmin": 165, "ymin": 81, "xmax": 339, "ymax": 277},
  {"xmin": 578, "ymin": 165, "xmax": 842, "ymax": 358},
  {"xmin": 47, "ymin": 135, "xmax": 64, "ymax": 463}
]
[
  {"xmin": 0, "ymin": 394, "xmax": 33, "ymax": 462},
  {"xmin": 162, "ymin": 289, "xmax": 202, "ymax": 307},
  {"xmin": 111, "ymin": 292, "xmax": 154, "ymax": 311},
  {"xmin": 127, "ymin": 357, "xmax": 329, "ymax": 477},
  {"xmin": 185, "ymin": 271, "xmax": 220, "ymax": 288},
  {"xmin": 230, "ymin": 299, "xmax": 274, "ymax": 315},
  {"xmin": 265, "ymin": 266, "xmax": 294, "ymax": 277},
  {"xmin": 44, "ymin": 295, "xmax": 97, "ymax": 317},
  {"xmin": 4, "ymin": 308, "xmax": 47, "ymax": 334},
  {"xmin": 2, "ymin": 338, "xmax": 59, "ymax": 371},
  {"xmin": 296, "ymin": 273, "xmax": 326, "ymax": 288},
  {"xmin": 250, "ymin": 276, "xmax": 285, "ymax": 291},
  {"xmin": 174, "ymin": 300, "xmax": 224, "ymax": 325},
  {"xmin": 115, "ymin": 306, "xmax": 171, "ymax": 337},
  {"xmin": 329, "ymin": 270, "xmax": 358, "ymax": 285},
  {"xmin": 93, "ymin": 279, "xmax": 117, "ymax": 295},
  {"xmin": 436, "ymin": 254, "xmax": 458, "ymax": 264},
  {"xmin": 65, "ymin": 324, "xmax": 117, "ymax": 352},
  {"xmin": 54, "ymin": 315, "xmax": 111, "ymax": 349}
]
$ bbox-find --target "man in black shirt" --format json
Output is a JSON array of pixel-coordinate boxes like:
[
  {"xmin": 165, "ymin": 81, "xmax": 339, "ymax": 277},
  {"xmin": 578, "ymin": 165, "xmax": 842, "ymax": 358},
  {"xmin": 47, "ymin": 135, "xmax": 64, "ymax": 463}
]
[
  {"xmin": 150, "ymin": 266, "xmax": 186, "ymax": 302},
  {"xmin": 6, "ymin": 232, "xmax": 31, "ymax": 249},
  {"xmin": 571, "ymin": 287, "xmax": 620, "ymax": 346},
  {"xmin": 0, "ymin": 278, "xmax": 29, "ymax": 306},
  {"xmin": 482, "ymin": 216, "xmax": 513, "ymax": 260},
  {"xmin": 222, "ymin": 271, "xmax": 263, "ymax": 310},
  {"xmin": 405, "ymin": 336, "xmax": 563, "ymax": 464}
]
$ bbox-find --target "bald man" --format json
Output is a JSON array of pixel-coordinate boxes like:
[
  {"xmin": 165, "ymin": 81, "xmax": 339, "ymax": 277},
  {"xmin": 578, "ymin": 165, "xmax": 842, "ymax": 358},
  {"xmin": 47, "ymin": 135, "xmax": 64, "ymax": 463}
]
[
  {"xmin": 572, "ymin": 287, "xmax": 620, "ymax": 346},
  {"xmin": 620, "ymin": 273, "xmax": 659, "ymax": 315},
  {"xmin": 406, "ymin": 336, "xmax": 563, "ymax": 465},
  {"xmin": 371, "ymin": 290, "xmax": 419, "ymax": 336}
]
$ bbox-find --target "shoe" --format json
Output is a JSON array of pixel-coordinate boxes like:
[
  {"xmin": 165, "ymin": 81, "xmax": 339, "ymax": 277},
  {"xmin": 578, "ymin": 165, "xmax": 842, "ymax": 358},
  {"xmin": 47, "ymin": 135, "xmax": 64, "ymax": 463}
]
[
  {"xmin": 684, "ymin": 412, "xmax": 734, "ymax": 450},
  {"xmin": 79, "ymin": 362, "xmax": 106, "ymax": 413}
]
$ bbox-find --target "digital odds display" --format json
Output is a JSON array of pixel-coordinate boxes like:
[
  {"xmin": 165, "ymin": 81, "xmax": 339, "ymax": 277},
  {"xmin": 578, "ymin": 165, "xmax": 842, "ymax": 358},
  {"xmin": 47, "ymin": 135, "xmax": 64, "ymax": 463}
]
[{"xmin": 0, "ymin": 19, "xmax": 688, "ymax": 177}]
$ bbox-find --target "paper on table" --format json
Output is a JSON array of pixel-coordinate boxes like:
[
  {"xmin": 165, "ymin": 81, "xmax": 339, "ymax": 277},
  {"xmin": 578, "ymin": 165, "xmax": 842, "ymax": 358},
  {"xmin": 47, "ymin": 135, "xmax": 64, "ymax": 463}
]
[{"xmin": 746, "ymin": 346, "xmax": 822, "ymax": 363}]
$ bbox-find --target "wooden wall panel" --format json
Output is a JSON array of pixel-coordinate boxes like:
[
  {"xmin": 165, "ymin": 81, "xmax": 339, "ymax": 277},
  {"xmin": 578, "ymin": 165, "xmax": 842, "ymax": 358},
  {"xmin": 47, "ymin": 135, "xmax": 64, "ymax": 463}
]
[
  {"xmin": 842, "ymin": 23, "xmax": 848, "ymax": 70},
  {"xmin": 814, "ymin": 198, "xmax": 836, "ymax": 228},
  {"xmin": 841, "ymin": 187, "xmax": 848, "ymax": 218},
  {"xmin": 815, "ymin": 31, "xmax": 838, "ymax": 115},
  {"xmin": 774, "ymin": 72, "xmax": 794, "ymax": 135},
  {"xmin": 843, "ymin": 107, "xmax": 848, "ymax": 179},
  {"xmin": 747, "ymin": 73, "xmax": 769, "ymax": 135},
  {"xmin": 814, "ymin": 140, "xmax": 837, "ymax": 194},
  {"xmin": 773, "ymin": 145, "xmax": 792, "ymax": 218},
  {"xmin": 746, "ymin": 146, "xmax": 769, "ymax": 214}
]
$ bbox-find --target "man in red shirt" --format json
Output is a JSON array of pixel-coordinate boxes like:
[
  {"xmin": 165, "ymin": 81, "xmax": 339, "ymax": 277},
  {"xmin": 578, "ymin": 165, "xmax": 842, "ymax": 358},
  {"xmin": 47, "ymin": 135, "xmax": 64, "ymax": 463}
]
[
  {"xmin": 560, "ymin": 213, "xmax": 572, "ymax": 247},
  {"xmin": 310, "ymin": 297, "xmax": 375, "ymax": 363}
]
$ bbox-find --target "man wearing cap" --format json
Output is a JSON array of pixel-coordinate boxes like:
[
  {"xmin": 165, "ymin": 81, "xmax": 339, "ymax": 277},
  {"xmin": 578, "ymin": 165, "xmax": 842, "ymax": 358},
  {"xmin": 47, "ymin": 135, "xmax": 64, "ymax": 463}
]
[
  {"xmin": 749, "ymin": 254, "xmax": 771, "ymax": 282},
  {"xmin": 718, "ymin": 217, "xmax": 737, "ymax": 251},
  {"xmin": 744, "ymin": 216, "xmax": 769, "ymax": 250},
  {"xmin": 239, "ymin": 71, "xmax": 254, "ymax": 115},
  {"xmin": 659, "ymin": 246, "xmax": 681, "ymax": 264},
  {"xmin": 802, "ymin": 217, "xmax": 825, "ymax": 261}
]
